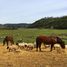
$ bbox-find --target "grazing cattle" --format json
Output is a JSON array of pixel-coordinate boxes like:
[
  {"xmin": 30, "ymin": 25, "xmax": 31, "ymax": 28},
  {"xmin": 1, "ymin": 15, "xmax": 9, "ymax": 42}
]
[
  {"xmin": 36, "ymin": 35, "xmax": 65, "ymax": 51},
  {"xmin": 3, "ymin": 36, "xmax": 14, "ymax": 49}
]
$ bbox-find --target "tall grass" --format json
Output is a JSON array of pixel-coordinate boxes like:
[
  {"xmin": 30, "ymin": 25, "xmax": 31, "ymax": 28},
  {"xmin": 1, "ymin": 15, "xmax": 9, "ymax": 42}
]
[{"xmin": 0, "ymin": 28, "xmax": 67, "ymax": 44}]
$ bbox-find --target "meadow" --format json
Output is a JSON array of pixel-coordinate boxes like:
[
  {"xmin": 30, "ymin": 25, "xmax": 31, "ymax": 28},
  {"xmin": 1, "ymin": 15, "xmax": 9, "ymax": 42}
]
[
  {"xmin": 0, "ymin": 28, "xmax": 67, "ymax": 44},
  {"xmin": 0, "ymin": 28, "xmax": 67, "ymax": 67}
]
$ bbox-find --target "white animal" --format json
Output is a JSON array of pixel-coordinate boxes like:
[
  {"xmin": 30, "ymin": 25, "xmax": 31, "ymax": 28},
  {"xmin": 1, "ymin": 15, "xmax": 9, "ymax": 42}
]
[
  {"xmin": 17, "ymin": 42, "xmax": 34, "ymax": 50},
  {"xmin": 45, "ymin": 45, "xmax": 50, "ymax": 48},
  {"xmin": 16, "ymin": 42, "xmax": 28, "ymax": 49},
  {"xmin": 7, "ymin": 45, "xmax": 19, "ymax": 52},
  {"xmin": 18, "ymin": 42, "xmax": 28, "ymax": 46},
  {"xmin": 53, "ymin": 44, "xmax": 61, "ymax": 50},
  {"xmin": 54, "ymin": 44, "xmax": 60, "ymax": 47},
  {"xmin": 65, "ymin": 45, "xmax": 67, "ymax": 48},
  {"xmin": 26, "ymin": 43, "xmax": 34, "ymax": 50}
]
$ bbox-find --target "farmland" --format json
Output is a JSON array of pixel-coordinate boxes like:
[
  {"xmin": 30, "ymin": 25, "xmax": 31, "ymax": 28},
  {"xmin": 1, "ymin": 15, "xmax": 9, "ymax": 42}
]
[
  {"xmin": 0, "ymin": 28, "xmax": 67, "ymax": 44},
  {"xmin": 0, "ymin": 28, "xmax": 67, "ymax": 67}
]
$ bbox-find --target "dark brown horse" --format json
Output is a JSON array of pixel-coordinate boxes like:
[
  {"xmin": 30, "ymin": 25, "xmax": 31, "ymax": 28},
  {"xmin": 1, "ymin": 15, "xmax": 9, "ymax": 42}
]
[
  {"xmin": 3, "ymin": 36, "xmax": 14, "ymax": 48},
  {"xmin": 36, "ymin": 35, "xmax": 65, "ymax": 51}
]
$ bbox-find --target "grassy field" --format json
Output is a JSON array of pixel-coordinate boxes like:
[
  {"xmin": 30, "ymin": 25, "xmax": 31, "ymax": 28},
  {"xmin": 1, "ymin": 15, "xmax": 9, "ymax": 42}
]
[
  {"xmin": 0, "ymin": 28, "xmax": 67, "ymax": 67},
  {"xmin": 0, "ymin": 28, "xmax": 67, "ymax": 44}
]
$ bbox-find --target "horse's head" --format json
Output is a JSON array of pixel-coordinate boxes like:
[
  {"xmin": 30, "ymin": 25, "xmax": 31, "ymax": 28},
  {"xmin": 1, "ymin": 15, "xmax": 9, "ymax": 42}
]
[
  {"xmin": 61, "ymin": 41, "xmax": 65, "ymax": 49},
  {"xmin": 56, "ymin": 37, "xmax": 65, "ymax": 49}
]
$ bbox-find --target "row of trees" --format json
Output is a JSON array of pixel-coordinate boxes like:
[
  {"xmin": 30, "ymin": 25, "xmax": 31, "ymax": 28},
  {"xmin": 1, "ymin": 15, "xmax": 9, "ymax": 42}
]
[
  {"xmin": 0, "ymin": 23, "xmax": 30, "ymax": 30},
  {"xmin": 29, "ymin": 16, "xmax": 67, "ymax": 29},
  {"xmin": 0, "ymin": 16, "xmax": 67, "ymax": 29}
]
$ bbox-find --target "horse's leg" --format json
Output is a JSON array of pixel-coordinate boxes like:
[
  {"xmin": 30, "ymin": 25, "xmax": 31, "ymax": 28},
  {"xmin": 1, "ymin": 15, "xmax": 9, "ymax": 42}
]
[
  {"xmin": 39, "ymin": 44, "xmax": 41, "ymax": 52},
  {"xmin": 3, "ymin": 41, "xmax": 5, "ymax": 46},
  {"xmin": 11, "ymin": 40, "xmax": 14, "ymax": 45},
  {"xmin": 11, "ymin": 41, "xmax": 12, "ymax": 45},
  {"xmin": 53, "ymin": 46, "xmax": 55, "ymax": 50},
  {"xmin": 36, "ymin": 43, "xmax": 38, "ymax": 51},
  {"xmin": 50, "ymin": 44, "xmax": 54, "ymax": 51},
  {"xmin": 3, "ymin": 40, "xmax": 5, "ymax": 46},
  {"xmin": 6, "ymin": 41, "xmax": 9, "ymax": 49}
]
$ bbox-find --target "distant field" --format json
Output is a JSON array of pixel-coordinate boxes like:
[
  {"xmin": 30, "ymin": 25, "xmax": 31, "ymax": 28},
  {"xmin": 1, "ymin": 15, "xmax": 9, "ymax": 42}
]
[{"xmin": 0, "ymin": 28, "xmax": 67, "ymax": 44}]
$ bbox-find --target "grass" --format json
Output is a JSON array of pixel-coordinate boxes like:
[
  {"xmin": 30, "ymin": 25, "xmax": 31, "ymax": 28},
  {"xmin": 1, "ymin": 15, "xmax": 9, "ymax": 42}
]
[{"xmin": 0, "ymin": 28, "xmax": 67, "ymax": 44}]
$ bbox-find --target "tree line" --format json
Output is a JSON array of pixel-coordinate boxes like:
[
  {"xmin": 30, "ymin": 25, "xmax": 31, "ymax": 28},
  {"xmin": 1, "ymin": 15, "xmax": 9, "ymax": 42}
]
[
  {"xmin": 0, "ymin": 16, "xmax": 67, "ymax": 29},
  {"xmin": 29, "ymin": 16, "xmax": 67, "ymax": 29},
  {"xmin": 0, "ymin": 23, "xmax": 30, "ymax": 30}
]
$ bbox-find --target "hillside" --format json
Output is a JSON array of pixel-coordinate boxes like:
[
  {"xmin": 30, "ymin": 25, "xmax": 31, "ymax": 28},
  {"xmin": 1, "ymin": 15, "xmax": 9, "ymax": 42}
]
[
  {"xmin": 0, "ymin": 16, "xmax": 67, "ymax": 29},
  {"xmin": 29, "ymin": 16, "xmax": 67, "ymax": 29}
]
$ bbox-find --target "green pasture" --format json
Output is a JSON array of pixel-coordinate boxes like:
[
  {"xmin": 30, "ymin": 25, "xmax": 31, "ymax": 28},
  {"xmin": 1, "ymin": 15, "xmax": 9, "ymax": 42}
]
[{"xmin": 0, "ymin": 28, "xmax": 67, "ymax": 44}]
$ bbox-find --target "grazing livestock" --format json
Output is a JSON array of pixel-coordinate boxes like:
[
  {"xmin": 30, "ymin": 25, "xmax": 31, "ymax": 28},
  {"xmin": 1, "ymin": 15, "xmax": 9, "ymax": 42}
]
[
  {"xmin": 65, "ymin": 45, "xmax": 67, "ymax": 48},
  {"xmin": 16, "ymin": 42, "xmax": 34, "ymax": 50},
  {"xmin": 3, "ymin": 36, "xmax": 14, "ymax": 49},
  {"xmin": 7, "ymin": 45, "xmax": 19, "ymax": 52},
  {"xmin": 16, "ymin": 42, "xmax": 28, "ymax": 49},
  {"xmin": 36, "ymin": 35, "xmax": 65, "ymax": 51},
  {"xmin": 54, "ymin": 44, "xmax": 61, "ymax": 49},
  {"xmin": 44, "ymin": 45, "xmax": 50, "ymax": 48},
  {"xmin": 26, "ymin": 43, "xmax": 34, "ymax": 50}
]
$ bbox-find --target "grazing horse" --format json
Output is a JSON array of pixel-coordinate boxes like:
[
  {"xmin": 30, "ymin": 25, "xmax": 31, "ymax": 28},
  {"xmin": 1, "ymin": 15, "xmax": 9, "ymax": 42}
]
[
  {"xmin": 36, "ymin": 35, "xmax": 65, "ymax": 51},
  {"xmin": 3, "ymin": 36, "xmax": 14, "ymax": 48}
]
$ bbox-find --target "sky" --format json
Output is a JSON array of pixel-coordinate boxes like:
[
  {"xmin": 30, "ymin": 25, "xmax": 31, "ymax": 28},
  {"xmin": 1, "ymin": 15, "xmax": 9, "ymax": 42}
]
[{"xmin": 0, "ymin": 0, "xmax": 67, "ymax": 24}]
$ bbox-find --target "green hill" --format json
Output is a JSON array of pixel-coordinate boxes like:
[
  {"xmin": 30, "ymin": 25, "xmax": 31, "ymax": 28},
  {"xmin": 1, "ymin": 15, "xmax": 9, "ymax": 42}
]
[{"xmin": 29, "ymin": 16, "xmax": 67, "ymax": 29}]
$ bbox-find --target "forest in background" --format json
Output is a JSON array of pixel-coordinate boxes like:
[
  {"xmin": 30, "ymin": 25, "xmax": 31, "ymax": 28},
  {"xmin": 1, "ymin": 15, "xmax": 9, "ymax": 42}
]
[
  {"xmin": 0, "ymin": 16, "xmax": 67, "ymax": 29},
  {"xmin": 29, "ymin": 16, "xmax": 67, "ymax": 29}
]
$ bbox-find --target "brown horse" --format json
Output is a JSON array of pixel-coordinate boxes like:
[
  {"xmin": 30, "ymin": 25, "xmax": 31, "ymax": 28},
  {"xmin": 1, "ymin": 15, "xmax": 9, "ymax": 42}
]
[
  {"xmin": 3, "ymin": 36, "xmax": 14, "ymax": 48},
  {"xmin": 36, "ymin": 35, "xmax": 65, "ymax": 51}
]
